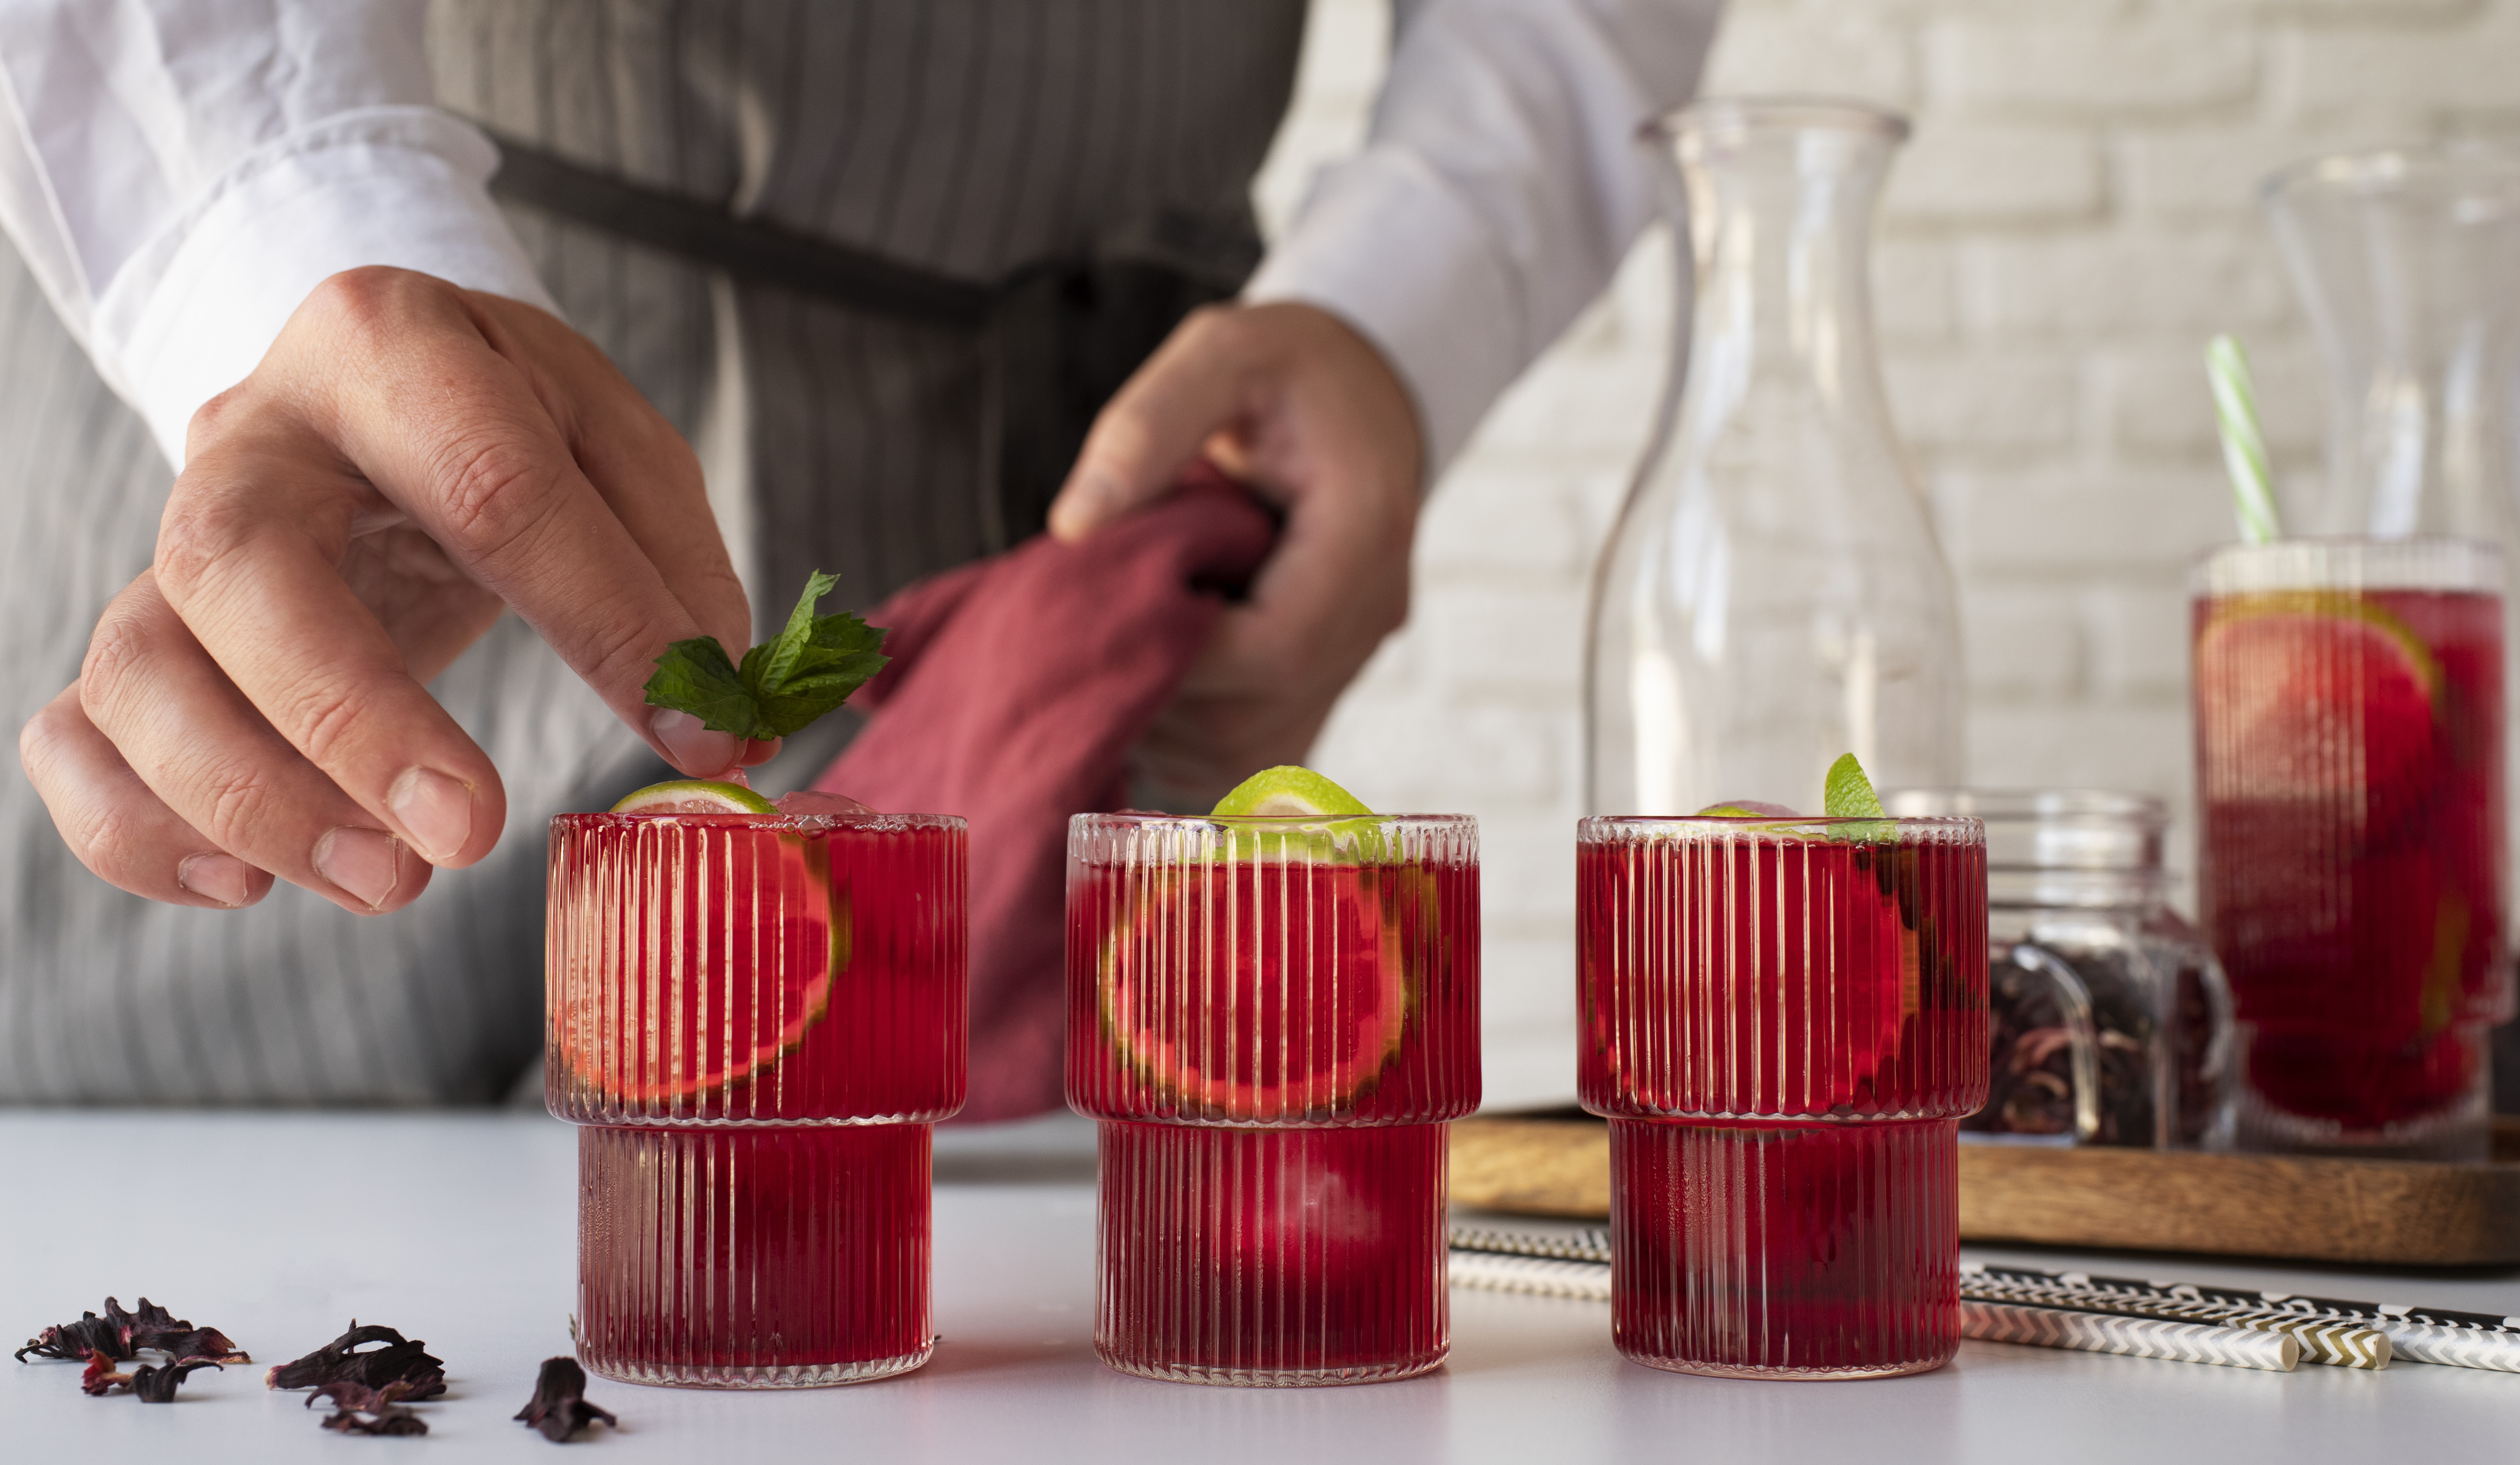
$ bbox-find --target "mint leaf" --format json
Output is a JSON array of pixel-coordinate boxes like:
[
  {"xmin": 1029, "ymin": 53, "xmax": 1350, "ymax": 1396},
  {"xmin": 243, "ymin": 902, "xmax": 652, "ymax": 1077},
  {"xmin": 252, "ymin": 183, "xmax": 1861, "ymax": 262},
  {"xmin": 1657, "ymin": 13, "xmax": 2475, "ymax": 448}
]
[
  {"xmin": 644, "ymin": 635, "xmax": 762, "ymax": 737},
  {"xmin": 1822, "ymin": 754, "xmax": 1887, "ymax": 819},
  {"xmin": 1822, "ymin": 752, "xmax": 1895, "ymax": 842},
  {"xmin": 643, "ymin": 571, "xmax": 891, "ymax": 742}
]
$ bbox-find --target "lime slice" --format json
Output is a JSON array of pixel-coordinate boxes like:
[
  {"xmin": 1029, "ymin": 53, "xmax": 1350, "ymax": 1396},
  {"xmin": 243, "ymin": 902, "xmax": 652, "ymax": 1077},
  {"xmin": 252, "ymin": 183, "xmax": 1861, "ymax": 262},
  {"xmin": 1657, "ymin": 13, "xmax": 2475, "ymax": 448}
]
[
  {"xmin": 610, "ymin": 778, "xmax": 778, "ymax": 815},
  {"xmin": 1697, "ymin": 800, "xmax": 1798, "ymax": 817},
  {"xmin": 2195, "ymin": 591, "xmax": 2440, "ymax": 823},
  {"xmin": 564, "ymin": 790, "xmax": 847, "ymax": 1106},
  {"xmin": 1095, "ymin": 862, "xmax": 1418, "ymax": 1118},
  {"xmin": 1211, "ymin": 766, "xmax": 1375, "ymax": 817}
]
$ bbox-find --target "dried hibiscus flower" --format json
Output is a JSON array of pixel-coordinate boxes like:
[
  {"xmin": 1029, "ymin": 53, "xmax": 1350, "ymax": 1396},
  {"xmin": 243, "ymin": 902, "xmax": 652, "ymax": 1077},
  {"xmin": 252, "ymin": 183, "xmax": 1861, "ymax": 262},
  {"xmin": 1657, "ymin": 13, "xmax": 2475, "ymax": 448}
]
[
  {"xmin": 266, "ymin": 1322, "xmax": 446, "ymax": 1401},
  {"xmin": 16, "ymin": 1297, "xmax": 247, "ymax": 1369},
  {"xmin": 514, "ymin": 1356, "xmax": 616, "ymax": 1443},
  {"xmin": 80, "ymin": 1352, "xmax": 225, "ymax": 1402},
  {"xmin": 307, "ymin": 1379, "xmax": 429, "ymax": 1436}
]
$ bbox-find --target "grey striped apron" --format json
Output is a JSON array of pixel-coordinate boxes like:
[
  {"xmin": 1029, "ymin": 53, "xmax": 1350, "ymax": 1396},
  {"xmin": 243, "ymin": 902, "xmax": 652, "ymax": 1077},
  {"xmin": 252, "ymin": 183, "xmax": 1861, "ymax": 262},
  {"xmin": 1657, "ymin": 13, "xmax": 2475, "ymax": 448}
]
[{"xmin": 0, "ymin": 0, "xmax": 1306, "ymax": 1104}]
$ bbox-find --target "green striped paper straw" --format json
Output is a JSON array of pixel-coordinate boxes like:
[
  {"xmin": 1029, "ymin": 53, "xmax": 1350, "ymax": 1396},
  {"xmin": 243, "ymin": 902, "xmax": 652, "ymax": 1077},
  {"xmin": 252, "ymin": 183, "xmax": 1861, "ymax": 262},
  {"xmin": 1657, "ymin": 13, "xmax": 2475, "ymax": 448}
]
[{"xmin": 2206, "ymin": 333, "xmax": 2281, "ymax": 543}]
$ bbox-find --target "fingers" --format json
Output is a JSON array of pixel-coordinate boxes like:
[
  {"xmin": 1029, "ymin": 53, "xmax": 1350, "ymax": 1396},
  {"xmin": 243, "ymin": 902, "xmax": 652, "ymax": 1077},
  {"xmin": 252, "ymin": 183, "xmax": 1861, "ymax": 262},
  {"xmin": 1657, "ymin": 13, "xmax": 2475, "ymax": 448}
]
[
  {"xmin": 154, "ymin": 428, "xmax": 507, "ymax": 875},
  {"xmin": 20, "ymin": 684, "xmax": 277, "ymax": 910},
  {"xmin": 1048, "ymin": 306, "xmax": 1250, "ymax": 541},
  {"xmin": 173, "ymin": 269, "xmax": 744, "ymax": 788},
  {"xmin": 475, "ymin": 297, "xmax": 754, "ymax": 655},
  {"xmin": 76, "ymin": 574, "xmax": 432, "ymax": 914}
]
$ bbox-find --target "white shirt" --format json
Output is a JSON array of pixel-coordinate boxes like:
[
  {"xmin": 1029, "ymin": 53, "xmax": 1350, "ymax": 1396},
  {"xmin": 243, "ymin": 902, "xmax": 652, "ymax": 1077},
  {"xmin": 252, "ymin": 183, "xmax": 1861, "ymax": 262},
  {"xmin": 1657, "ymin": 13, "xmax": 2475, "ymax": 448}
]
[{"xmin": 0, "ymin": 0, "xmax": 1717, "ymax": 472}]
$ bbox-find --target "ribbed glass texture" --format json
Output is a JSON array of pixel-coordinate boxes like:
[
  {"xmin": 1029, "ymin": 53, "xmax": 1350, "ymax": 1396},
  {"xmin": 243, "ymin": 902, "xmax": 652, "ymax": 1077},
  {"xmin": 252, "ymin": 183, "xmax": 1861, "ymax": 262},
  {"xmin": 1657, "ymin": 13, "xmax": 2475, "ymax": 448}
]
[
  {"xmin": 547, "ymin": 812, "xmax": 967, "ymax": 1124},
  {"xmin": 1067, "ymin": 813, "xmax": 1478, "ymax": 1386},
  {"xmin": 1066, "ymin": 815, "xmax": 1480, "ymax": 1126},
  {"xmin": 577, "ymin": 1123, "xmax": 933, "ymax": 1387},
  {"xmin": 1610, "ymin": 1118, "xmax": 1958, "ymax": 1378},
  {"xmin": 1095, "ymin": 1121, "xmax": 1446, "ymax": 1386},
  {"xmin": 1577, "ymin": 817, "xmax": 1989, "ymax": 1120},
  {"xmin": 2193, "ymin": 538, "xmax": 2508, "ymax": 1158}
]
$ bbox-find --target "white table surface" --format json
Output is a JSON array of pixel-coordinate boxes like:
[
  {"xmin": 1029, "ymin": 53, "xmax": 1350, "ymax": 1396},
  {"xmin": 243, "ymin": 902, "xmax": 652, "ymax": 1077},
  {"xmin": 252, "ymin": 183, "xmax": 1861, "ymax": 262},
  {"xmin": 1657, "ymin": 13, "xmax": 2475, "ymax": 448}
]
[{"xmin": 6, "ymin": 1109, "xmax": 2519, "ymax": 1463}]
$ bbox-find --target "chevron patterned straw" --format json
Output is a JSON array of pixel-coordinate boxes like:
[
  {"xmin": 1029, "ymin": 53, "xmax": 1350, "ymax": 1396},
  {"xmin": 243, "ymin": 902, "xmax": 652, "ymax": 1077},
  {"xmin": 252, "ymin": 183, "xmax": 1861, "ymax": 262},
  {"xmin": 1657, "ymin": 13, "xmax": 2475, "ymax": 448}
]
[
  {"xmin": 1964, "ymin": 1300, "xmax": 2300, "ymax": 1372},
  {"xmin": 1970, "ymin": 1261, "xmax": 2520, "ymax": 1373},
  {"xmin": 2206, "ymin": 333, "xmax": 2282, "ymax": 543},
  {"xmin": 1962, "ymin": 1276, "xmax": 2388, "ymax": 1368}
]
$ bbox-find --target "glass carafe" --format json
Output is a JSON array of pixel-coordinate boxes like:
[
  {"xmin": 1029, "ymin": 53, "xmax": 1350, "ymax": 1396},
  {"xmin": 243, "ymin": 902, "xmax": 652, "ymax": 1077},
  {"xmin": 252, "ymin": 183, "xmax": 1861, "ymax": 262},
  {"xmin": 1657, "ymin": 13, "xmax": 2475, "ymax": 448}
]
[
  {"xmin": 2261, "ymin": 146, "xmax": 2520, "ymax": 544},
  {"xmin": 1586, "ymin": 98, "xmax": 1963, "ymax": 815}
]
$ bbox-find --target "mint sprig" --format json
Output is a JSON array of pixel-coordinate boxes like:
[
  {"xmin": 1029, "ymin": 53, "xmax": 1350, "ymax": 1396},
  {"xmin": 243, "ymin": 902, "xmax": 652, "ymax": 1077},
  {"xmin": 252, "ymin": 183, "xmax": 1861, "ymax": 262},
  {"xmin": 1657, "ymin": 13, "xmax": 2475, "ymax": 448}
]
[
  {"xmin": 1823, "ymin": 752, "xmax": 1895, "ymax": 841},
  {"xmin": 643, "ymin": 571, "xmax": 890, "ymax": 741}
]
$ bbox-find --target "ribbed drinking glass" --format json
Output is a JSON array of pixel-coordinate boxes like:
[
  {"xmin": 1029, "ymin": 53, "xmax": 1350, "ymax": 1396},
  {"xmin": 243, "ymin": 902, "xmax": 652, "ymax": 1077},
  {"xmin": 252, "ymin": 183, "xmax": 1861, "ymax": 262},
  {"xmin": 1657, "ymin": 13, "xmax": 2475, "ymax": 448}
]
[
  {"xmin": 1578, "ymin": 814, "xmax": 1988, "ymax": 1379},
  {"xmin": 1066, "ymin": 813, "xmax": 1480, "ymax": 1386},
  {"xmin": 547, "ymin": 807, "xmax": 967, "ymax": 1387},
  {"xmin": 2193, "ymin": 538, "xmax": 2508, "ymax": 1158}
]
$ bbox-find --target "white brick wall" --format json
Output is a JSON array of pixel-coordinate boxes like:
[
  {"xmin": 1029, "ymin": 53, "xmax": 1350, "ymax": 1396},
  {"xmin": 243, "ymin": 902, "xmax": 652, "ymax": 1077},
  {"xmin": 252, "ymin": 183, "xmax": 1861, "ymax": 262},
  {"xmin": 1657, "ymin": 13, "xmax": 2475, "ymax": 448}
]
[{"xmin": 1255, "ymin": 0, "xmax": 2520, "ymax": 1109}]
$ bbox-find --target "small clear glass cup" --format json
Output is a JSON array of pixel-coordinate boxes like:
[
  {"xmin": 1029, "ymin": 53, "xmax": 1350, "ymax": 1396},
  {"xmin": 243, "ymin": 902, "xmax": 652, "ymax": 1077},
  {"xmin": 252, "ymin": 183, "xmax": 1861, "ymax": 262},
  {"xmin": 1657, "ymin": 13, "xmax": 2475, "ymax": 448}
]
[
  {"xmin": 2192, "ymin": 538, "xmax": 2509, "ymax": 1159},
  {"xmin": 547, "ymin": 807, "xmax": 967, "ymax": 1387},
  {"xmin": 1065, "ymin": 812, "xmax": 1480, "ymax": 1386},
  {"xmin": 1578, "ymin": 813, "xmax": 1989, "ymax": 1379}
]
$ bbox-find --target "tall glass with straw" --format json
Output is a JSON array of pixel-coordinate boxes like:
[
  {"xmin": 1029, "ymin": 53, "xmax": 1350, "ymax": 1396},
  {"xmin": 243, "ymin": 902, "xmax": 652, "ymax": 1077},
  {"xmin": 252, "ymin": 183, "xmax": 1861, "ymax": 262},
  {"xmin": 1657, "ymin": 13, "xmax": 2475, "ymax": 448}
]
[{"xmin": 2191, "ymin": 337, "xmax": 2509, "ymax": 1158}]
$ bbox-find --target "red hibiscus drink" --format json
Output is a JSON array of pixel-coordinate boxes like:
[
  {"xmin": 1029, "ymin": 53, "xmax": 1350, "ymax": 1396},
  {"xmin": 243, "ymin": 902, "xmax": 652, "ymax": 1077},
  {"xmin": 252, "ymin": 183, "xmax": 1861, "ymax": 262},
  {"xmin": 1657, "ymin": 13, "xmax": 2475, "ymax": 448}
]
[
  {"xmin": 1067, "ymin": 808, "xmax": 1479, "ymax": 1385},
  {"xmin": 548, "ymin": 792, "xmax": 967, "ymax": 1387},
  {"xmin": 2193, "ymin": 539, "xmax": 2509, "ymax": 1159},
  {"xmin": 1579, "ymin": 814, "xmax": 1988, "ymax": 1379}
]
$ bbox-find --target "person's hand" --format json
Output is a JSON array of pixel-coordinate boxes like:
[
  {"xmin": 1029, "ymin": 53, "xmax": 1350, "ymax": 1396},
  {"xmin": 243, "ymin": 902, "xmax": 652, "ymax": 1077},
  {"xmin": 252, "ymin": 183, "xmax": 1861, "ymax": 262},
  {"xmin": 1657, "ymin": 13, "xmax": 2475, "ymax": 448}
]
[
  {"xmin": 16, "ymin": 267, "xmax": 769, "ymax": 916},
  {"xmin": 1047, "ymin": 301, "xmax": 1422, "ymax": 803}
]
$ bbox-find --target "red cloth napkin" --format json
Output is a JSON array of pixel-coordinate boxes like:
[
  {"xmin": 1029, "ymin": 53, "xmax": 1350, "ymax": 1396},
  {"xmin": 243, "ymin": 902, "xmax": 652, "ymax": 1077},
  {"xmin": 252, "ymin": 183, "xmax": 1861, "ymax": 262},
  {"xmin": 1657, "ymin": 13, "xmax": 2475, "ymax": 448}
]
[{"xmin": 816, "ymin": 468, "xmax": 1277, "ymax": 1121}]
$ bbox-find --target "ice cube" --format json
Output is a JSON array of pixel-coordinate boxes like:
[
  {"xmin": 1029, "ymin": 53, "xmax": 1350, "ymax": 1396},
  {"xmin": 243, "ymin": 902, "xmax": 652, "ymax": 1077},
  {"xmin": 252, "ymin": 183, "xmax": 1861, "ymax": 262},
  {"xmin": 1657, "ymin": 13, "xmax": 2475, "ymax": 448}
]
[{"xmin": 777, "ymin": 789, "xmax": 878, "ymax": 819}]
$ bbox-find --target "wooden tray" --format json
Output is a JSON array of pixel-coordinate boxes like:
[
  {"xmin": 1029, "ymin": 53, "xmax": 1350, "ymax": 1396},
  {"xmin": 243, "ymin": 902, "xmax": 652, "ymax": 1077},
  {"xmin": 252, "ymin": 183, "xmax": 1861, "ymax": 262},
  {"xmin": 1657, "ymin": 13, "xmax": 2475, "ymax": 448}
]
[{"xmin": 1449, "ymin": 1115, "xmax": 2520, "ymax": 1267}]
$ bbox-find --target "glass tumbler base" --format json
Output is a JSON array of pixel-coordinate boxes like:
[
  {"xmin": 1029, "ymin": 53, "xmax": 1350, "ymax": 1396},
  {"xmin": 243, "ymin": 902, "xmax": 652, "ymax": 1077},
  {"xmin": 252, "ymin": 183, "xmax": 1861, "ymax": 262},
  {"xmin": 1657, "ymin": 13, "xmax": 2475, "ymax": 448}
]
[
  {"xmin": 577, "ymin": 1122, "xmax": 933, "ymax": 1389},
  {"xmin": 1611, "ymin": 1118, "xmax": 1958, "ymax": 1379},
  {"xmin": 1095, "ymin": 1120, "xmax": 1449, "ymax": 1386},
  {"xmin": 2236, "ymin": 1023, "xmax": 2492, "ymax": 1161},
  {"xmin": 581, "ymin": 1343, "xmax": 935, "ymax": 1390}
]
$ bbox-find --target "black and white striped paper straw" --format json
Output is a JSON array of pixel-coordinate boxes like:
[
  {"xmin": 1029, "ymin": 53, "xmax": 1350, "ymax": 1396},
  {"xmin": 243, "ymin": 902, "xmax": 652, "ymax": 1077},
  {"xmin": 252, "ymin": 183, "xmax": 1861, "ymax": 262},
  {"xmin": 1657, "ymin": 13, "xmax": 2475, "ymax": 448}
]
[
  {"xmin": 1970, "ymin": 1262, "xmax": 2520, "ymax": 1373},
  {"xmin": 1962, "ymin": 1275, "xmax": 2387, "ymax": 1368}
]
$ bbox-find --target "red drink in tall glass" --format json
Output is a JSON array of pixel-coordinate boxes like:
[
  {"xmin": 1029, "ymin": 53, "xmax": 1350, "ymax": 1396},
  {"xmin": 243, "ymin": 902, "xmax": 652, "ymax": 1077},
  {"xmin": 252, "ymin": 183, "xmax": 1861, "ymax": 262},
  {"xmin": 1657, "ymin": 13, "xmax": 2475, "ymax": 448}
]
[
  {"xmin": 1578, "ymin": 816, "xmax": 1988, "ymax": 1378},
  {"xmin": 548, "ymin": 807, "xmax": 967, "ymax": 1387},
  {"xmin": 2193, "ymin": 540, "xmax": 2509, "ymax": 1157},
  {"xmin": 1067, "ymin": 815, "xmax": 1479, "ymax": 1386}
]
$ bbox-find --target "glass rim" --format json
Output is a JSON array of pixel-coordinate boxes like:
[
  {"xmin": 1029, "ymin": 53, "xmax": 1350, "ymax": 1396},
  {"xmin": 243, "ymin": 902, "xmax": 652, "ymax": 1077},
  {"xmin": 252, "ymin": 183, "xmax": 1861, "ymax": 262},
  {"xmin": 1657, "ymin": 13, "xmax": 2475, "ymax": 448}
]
[
  {"xmin": 1579, "ymin": 813, "xmax": 1982, "ymax": 836},
  {"xmin": 1645, "ymin": 94, "xmax": 1911, "ymax": 149},
  {"xmin": 552, "ymin": 809, "xmax": 967, "ymax": 833},
  {"xmin": 2190, "ymin": 535, "xmax": 2505, "ymax": 595},
  {"xmin": 1070, "ymin": 811, "xmax": 1477, "ymax": 831},
  {"xmin": 1881, "ymin": 787, "xmax": 2167, "ymax": 827},
  {"xmin": 2260, "ymin": 143, "xmax": 2520, "ymax": 209}
]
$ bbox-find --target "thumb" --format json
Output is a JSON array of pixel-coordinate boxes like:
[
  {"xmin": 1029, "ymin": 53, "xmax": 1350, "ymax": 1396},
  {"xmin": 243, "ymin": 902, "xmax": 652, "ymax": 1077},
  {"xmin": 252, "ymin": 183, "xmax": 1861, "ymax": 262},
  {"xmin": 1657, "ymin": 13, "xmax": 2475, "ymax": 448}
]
[{"xmin": 1047, "ymin": 309, "xmax": 1248, "ymax": 542}]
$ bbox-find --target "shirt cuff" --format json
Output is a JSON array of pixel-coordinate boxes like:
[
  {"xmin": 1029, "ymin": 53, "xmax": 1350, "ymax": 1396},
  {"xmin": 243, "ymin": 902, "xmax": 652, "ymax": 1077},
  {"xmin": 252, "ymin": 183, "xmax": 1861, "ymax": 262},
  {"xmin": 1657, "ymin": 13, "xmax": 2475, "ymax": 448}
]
[
  {"xmin": 92, "ymin": 105, "xmax": 557, "ymax": 469},
  {"xmin": 1244, "ymin": 147, "xmax": 1527, "ymax": 477}
]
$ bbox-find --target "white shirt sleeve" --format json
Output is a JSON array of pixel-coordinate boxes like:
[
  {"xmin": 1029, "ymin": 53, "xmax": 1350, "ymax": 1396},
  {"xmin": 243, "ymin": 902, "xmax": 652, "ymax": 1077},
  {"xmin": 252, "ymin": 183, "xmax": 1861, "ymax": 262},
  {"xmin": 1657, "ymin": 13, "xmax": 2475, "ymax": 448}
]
[
  {"xmin": 1245, "ymin": 0, "xmax": 1722, "ymax": 474},
  {"xmin": 0, "ymin": 0, "xmax": 556, "ymax": 468}
]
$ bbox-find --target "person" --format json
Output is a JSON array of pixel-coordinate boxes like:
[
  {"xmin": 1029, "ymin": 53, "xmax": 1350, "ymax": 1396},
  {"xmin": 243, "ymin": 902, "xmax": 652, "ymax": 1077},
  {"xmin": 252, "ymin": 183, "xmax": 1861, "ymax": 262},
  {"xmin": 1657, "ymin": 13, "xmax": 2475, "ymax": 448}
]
[{"xmin": 1, "ymin": 0, "xmax": 1720, "ymax": 1104}]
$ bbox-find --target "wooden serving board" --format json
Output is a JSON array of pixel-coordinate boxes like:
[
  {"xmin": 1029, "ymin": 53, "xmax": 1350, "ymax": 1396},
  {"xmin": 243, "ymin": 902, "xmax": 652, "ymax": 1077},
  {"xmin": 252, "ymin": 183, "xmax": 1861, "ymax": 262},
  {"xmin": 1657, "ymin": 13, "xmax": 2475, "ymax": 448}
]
[{"xmin": 1449, "ymin": 1115, "xmax": 2520, "ymax": 1267}]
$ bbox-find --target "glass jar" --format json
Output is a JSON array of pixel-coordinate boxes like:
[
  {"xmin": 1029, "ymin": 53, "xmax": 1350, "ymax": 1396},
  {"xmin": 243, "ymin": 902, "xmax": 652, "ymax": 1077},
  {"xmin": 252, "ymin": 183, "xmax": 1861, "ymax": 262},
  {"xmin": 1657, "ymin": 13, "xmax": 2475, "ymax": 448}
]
[
  {"xmin": 1585, "ymin": 97, "xmax": 1963, "ymax": 815},
  {"xmin": 1885, "ymin": 790, "xmax": 2233, "ymax": 1149}
]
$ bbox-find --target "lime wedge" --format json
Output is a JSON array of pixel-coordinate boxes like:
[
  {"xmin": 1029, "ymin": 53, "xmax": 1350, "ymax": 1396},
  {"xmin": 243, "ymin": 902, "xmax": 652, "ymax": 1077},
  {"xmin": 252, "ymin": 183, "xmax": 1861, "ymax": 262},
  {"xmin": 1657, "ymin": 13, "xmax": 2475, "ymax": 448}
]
[
  {"xmin": 1823, "ymin": 754, "xmax": 1889, "ymax": 820},
  {"xmin": 1697, "ymin": 800, "xmax": 1798, "ymax": 817},
  {"xmin": 610, "ymin": 778, "xmax": 779, "ymax": 815},
  {"xmin": 1210, "ymin": 766, "xmax": 1374, "ymax": 818}
]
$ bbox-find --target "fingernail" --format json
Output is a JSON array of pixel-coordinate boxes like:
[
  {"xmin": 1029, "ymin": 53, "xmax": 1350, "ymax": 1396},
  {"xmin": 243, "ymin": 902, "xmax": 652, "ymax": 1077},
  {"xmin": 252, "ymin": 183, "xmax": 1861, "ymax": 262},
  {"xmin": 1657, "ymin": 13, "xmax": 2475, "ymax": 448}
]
[
  {"xmin": 389, "ymin": 767, "xmax": 473, "ymax": 863},
  {"xmin": 652, "ymin": 709, "xmax": 739, "ymax": 778},
  {"xmin": 176, "ymin": 853, "xmax": 253, "ymax": 908},
  {"xmin": 315, "ymin": 827, "xmax": 403, "ymax": 910}
]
